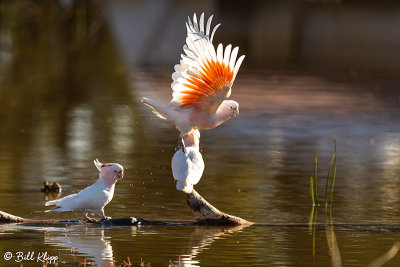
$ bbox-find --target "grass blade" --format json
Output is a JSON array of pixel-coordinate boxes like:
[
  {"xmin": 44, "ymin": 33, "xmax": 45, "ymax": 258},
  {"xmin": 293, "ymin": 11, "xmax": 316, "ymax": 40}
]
[
  {"xmin": 312, "ymin": 207, "xmax": 318, "ymax": 257},
  {"xmin": 314, "ymin": 152, "xmax": 319, "ymax": 206},
  {"xmin": 329, "ymin": 139, "xmax": 337, "ymax": 205},
  {"xmin": 310, "ymin": 176, "xmax": 315, "ymax": 206},
  {"xmin": 324, "ymin": 152, "xmax": 336, "ymax": 207},
  {"xmin": 309, "ymin": 206, "xmax": 315, "ymax": 232}
]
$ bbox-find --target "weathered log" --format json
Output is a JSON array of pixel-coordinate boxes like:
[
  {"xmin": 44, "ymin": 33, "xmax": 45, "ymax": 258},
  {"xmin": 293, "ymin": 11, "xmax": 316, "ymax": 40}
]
[
  {"xmin": 0, "ymin": 190, "xmax": 252, "ymax": 227},
  {"xmin": 186, "ymin": 189, "xmax": 253, "ymax": 226},
  {"xmin": 0, "ymin": 210, "xmax": 24, "ymax": 223},
  {"xmin": 0, "ymin": 210, "xmax": 173, "ymax": 227}
]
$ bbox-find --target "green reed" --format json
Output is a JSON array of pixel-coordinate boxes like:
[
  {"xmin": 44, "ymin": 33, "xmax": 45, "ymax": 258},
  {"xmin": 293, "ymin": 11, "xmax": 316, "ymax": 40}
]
[
  {"xmin": 324, "ymin": 152, "xmax": 335, "ymax": 208},
  {"xmin": 313, "ymin": 152, "xmax": 319, "ymax": 206},
  {"xmin": 309, "ymin": 139, "xmax": 338, "ymax": 261},
  {"xmin": 329, "ymin": 139, "xmax": 337, "ymax": 206},
  {"xmin": 310, "ymin": 177, "xmax": 315, "ymax": 207},
  {"xmin": 309, "ymin": 139, "xmax": 337, "ymax": 208}
]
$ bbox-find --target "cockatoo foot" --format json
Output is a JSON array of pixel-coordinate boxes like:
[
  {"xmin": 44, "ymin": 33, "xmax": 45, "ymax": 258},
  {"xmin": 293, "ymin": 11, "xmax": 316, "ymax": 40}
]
[
  {"xmin": 101, "ymin": 216, "xmax": 111, "ymax": 221},
  {"xmin": 84, "ymin": 213, "xmax": 97, "ymax": 223}
]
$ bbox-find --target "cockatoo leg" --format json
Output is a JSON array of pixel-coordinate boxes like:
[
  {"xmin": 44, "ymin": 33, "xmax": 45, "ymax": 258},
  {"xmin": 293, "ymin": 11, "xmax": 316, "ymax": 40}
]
[
  {"xmin": 174, "ymin": 137, "xmax": 186, "ymax": 153},
  {"xmin": 100, "ymin": 209, "xmax": 111, "ymax": 221}
]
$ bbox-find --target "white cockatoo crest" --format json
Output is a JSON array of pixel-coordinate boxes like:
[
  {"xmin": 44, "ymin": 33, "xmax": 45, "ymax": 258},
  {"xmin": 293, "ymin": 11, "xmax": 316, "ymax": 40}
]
[
  {"xmin": 93, "ymin": 159, "xmax": 112, "ymax": 171},
  {"xmin": 171, "ymin": 13, "xmax": 245, "ymax": 114}
]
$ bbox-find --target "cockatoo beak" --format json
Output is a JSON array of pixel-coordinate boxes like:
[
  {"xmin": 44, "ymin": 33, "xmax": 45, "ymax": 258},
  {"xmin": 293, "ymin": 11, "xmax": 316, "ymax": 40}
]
[
  {"xmin": 118, "ymin": 171, "xmax": 124, "ymax": 179},
  {"xmin": 233, "ymin": 108, "xmax": 239, "ymax": 117}
]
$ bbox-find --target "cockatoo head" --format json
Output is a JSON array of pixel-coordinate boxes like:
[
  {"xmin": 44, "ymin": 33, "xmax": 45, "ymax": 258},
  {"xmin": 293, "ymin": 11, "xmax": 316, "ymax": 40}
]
[
  {"xmin": 183, "ymin": 129, "xmax": 200, "ymax": 147},
  {"xmin": 217, "ymin": 100, "xmax": 239, "ymax": 122},
  {"xmin": 93, "ymin": 159, "xmax": 124, "ymax": 185}
]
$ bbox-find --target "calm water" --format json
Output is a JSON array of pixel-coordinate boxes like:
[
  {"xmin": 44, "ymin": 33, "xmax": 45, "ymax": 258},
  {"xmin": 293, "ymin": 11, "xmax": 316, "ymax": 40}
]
[
  {"xmin": 0, "ymin": 67, "xmax": 399, "ymax": 266},
  {"xmin": 1, "ymin": 4, "xmax": 400, "ymax": 266}
]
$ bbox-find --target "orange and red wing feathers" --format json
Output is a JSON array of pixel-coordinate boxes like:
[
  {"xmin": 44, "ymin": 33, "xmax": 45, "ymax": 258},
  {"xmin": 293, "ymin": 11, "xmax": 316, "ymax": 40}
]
[{"xmin": 179, "ymin": 59, "xmax": 234, "ymax": 109}]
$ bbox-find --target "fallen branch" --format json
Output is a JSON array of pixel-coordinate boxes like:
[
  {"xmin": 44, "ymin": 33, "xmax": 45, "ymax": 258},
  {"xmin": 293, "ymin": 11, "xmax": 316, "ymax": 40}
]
[
  {"xmin": 0, "ymin": 190, "xmax": 252, "ymax": 227},
  {"xmin": 0, "ymin": 210, "xmax": 24, "ymax": 223},
  {"xmin": 186, "ymin": 189, "xmax": 253, "ymax": 226},
  {"xmin": 0, "ymin": 210, "xmax": 171, "ymax": 227}
]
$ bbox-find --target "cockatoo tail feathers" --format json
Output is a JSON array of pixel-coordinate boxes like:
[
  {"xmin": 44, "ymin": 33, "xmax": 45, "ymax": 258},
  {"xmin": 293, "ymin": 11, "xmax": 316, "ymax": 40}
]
[
  {"xmin": 141, "ymin": 97, "xmax": 173, "ymax": 122},
  {"xmin": 44, "ymin": 200, "xmax": 57, "ymax": 206}
]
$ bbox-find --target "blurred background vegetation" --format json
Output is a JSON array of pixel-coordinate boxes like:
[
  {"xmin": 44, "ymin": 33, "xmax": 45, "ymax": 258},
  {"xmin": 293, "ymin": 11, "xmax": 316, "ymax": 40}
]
[{"xmin": 3, "ymin": 0, "xmax": 400, "ymax": 75}]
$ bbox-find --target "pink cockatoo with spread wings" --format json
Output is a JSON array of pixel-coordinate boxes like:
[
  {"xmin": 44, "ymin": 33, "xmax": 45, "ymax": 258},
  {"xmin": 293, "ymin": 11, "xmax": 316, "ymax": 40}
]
[{"xmin": 142, "ymin": 13, "xmax": 245, "ymax": 143}]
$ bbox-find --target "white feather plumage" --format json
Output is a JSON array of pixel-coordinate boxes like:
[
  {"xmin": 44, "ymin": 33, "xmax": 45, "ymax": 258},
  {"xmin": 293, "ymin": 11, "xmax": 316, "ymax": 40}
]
[
  {"xmin": 171, "ymin": 130, "xmax": 204, "ymax": 193},
  {"xmin": 44, "ymin": 160, "xmax": 124, "ymax": 219}
]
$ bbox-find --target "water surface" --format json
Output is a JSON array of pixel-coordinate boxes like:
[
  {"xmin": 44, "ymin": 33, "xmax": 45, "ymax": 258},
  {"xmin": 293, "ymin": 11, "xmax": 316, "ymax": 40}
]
[{"xmin": 0, "ymin": 66, "xmax": 399, "ymax": 266}]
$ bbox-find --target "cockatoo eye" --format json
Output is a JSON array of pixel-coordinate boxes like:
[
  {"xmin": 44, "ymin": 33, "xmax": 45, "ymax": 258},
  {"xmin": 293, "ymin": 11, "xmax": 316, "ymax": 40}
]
[
  {"xmin": 114, "ymin": 170, "xmax": 117, "ymax": 173},
  {"xmin": 230, "ymin": 106, "xmax": 233, "ymax": 109}
]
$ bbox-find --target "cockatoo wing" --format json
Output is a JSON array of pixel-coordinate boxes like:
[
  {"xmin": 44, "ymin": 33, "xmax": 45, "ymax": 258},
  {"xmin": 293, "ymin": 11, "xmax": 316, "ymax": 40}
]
[
  {"xmin": 45, "ymin": 193, "xmax": 76, "ymax": 207},
  {"xmin": 171, "ymin": 13, "xmax": 245, "ymax": 114},
  {"xmin": 45, "ymin": 182, "xmax": 110, "ymax": 212},
  {"xmin": 45, "ymin": 193, "xmax": 79, "ymax": 211},
  {"xmin": 172, "ymin": 151, "xmax": 190, "ymax": 188},
  {"xmin": 186, "ymin": 149, "xmax": 204, "ymax": 186}
]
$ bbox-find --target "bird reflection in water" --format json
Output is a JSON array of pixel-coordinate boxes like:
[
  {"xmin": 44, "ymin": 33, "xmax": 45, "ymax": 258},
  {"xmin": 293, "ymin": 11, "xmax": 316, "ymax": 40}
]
[
  {"xmin": 171, "ymin": 226, "xmax": 246, "ymax": 267},
  {"xmin": 44, "ymin": 226, "xmax": 118, "ymax": 266}
]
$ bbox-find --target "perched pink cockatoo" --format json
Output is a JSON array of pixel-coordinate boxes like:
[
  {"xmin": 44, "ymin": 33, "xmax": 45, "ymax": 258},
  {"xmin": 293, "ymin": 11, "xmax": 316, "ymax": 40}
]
[
  {"xmin": 142, "ymin": 13, "xmax": 244, "ymax": 142},
  {"xmin": 171, "ymin": 129, "xmax": 204, "ymax": 193},
  {"xmin": 45, "ymin": 159, "xmax": 124, "ymax": 220}
]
